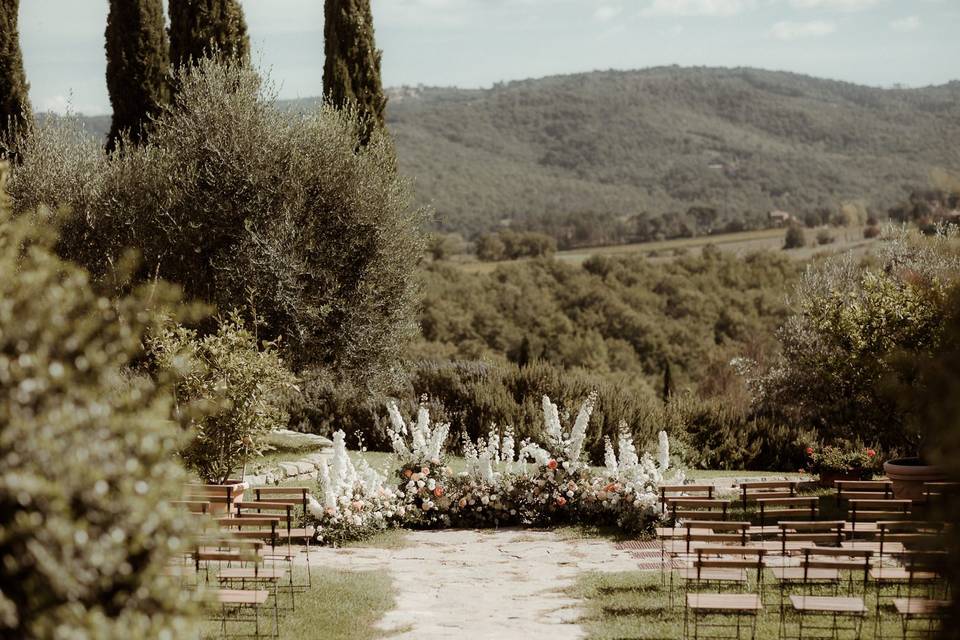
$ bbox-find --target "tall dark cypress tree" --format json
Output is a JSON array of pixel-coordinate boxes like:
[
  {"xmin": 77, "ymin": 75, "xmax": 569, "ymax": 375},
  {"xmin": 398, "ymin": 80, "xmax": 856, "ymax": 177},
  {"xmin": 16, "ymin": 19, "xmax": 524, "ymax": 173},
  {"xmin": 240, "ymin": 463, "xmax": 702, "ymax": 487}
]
[
  {"xmin": 323, "ymin": 0, "xmax": 387, "ymax": 145},
  {"xmin": 662, "ymin": 360, "xmax": 673, "ymax": 403},
  {"xmin": 0, "ymin": 0, "xmax": 32, "ymax": 145},
  {"xmin": 105, "ymin": 0, "xmax": 171, "ymax": 151},
  {"xmin": 168, "ymin": 0, "xmax": 250, "ymax": 69}
]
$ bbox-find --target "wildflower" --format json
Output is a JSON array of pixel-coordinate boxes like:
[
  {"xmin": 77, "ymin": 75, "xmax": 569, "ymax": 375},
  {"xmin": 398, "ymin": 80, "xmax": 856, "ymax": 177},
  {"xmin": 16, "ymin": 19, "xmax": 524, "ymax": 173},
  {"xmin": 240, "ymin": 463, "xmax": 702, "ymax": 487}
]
[{"xmin": 547, "ymin": 459, "xmax": 558, "ymax": 470}]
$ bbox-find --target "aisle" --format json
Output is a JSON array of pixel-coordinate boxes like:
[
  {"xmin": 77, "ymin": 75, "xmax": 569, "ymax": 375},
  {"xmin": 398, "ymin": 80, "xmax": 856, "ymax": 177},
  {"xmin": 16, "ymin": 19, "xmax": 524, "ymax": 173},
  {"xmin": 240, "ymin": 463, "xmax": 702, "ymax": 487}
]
[{"xmin": 305, "ymin": 528, "xmax": 638, "ymax": 639}]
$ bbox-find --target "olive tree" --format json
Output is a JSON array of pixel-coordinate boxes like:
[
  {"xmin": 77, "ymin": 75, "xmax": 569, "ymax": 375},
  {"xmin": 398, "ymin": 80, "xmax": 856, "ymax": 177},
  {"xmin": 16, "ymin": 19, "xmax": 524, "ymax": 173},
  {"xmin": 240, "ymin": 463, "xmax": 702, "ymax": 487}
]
[{"xmin": 10, "ymin": 58, "xmax": 427, "ymax": 387}]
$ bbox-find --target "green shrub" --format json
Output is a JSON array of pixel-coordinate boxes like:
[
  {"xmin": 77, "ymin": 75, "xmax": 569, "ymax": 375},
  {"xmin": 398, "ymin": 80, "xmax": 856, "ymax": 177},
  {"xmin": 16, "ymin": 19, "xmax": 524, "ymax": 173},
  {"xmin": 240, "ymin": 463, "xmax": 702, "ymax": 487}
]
[
  {"xmin": 816, "ymin": 229, "xmax": 835, "ymax": 245},
  {"xmin": 0, "ymin": 175, "xmax": 197, "ymax": 636},
  {"xmin": 149, "ymin": 311, "xmax": 298, "ymax": 483},
  {"xmin": 757, "ymin": 228, "xmax": 960, "ymax": 453},
  {"xmin": 783, "ymin": 224, "xmax": 806, "ymax": 249},
  {"xmin": 11, "ymin": 58, "xmax": 426, "ymax": 387}
]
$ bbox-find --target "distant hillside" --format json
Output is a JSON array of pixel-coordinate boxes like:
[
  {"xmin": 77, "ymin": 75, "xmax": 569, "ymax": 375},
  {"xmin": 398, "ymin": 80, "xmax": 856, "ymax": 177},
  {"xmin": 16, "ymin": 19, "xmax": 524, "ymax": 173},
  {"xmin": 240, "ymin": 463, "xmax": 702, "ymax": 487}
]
[{"xmin": 52, "ymin": 66, "xmax": 960, "ymax": 246}]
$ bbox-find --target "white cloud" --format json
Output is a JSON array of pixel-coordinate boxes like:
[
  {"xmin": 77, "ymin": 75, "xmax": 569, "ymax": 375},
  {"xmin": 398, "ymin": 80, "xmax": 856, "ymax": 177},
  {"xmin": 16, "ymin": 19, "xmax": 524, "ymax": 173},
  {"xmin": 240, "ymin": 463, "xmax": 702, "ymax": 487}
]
[
  {"xmin": 594, "ymin": 5, "xmax": 623, "ymax": 21},
  {"xmin": 769, "ymin": 20, "xmax": 837, "ymax": 40},
  {"xmin": 889, "ymin": 15, "xmax": 921, "ymax": 32},
  {"xmin": 640, "ymin": 0, "xmax": 754, "ymax": 17},
  {"xmin": 788, "ymin": 0, "xmax": 878, "ymax": 11}
]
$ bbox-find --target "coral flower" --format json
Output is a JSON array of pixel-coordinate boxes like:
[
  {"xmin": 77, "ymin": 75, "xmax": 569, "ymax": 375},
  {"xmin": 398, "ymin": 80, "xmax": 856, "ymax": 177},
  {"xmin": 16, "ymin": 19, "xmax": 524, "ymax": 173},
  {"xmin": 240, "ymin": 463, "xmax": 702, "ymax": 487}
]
[
  {"xmin": 604, "ymin": 482, "xmax": 618, "ymax": 493},
  {"xmin": 866, "ymin": 449, "xmax": 876, "ymax": 457},
  {"xmin": 458, "ymin": 498, "xmax": 467, "ymax": 508},
  {"xmin": 404, "ymin": 469, "xmax": 414, "ymax": 479},
  {"xmin": 547, "ymin": 459, "xmax": 558, "ymax": 470},
  {"xmin": 556, "ymin": 496, "xmax": 567, "ymax": 507},
  {"xmin": 422, "ymin": 466, "xmax": 431, "ymax": 476},
  {"xmin": 434, "ymin": 487, "xmax": 444, "ymax": 498},
  {"xmin": 806, "ymin": 447, "xmax": 814, "ymax": 455}
]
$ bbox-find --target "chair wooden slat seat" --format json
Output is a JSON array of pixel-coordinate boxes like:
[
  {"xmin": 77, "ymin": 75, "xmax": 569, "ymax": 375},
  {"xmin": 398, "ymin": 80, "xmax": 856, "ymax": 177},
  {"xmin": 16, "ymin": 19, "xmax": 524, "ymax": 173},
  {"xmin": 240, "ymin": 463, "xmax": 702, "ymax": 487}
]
[
  {"xmin": 687, "ymin": 593, "xmax": 762, "ymax": 611},
  {"xmin": 893, "ymin": 598, "xmax": 949, "ymax": 616},
  {"xmin": 219, "ymin": 567, "xmax": 288, "ymax": 581},
  {"xmin": 869, "ymin": 567, "xmax": 937, "ymax": 582},
  {"xmin": 789, "ymin": 595, "xmax": 866, "ymax": 613},
  {"xmin": 677, "ymin": 568, "xmax": 747, "ymax": 582},
  {"xmin": 212, "ymin": 589, "xmax": 269, "ymax": 606},
  {"xmin": 769, "ymin": 567, "xmax": 839, "ymax": 582}
]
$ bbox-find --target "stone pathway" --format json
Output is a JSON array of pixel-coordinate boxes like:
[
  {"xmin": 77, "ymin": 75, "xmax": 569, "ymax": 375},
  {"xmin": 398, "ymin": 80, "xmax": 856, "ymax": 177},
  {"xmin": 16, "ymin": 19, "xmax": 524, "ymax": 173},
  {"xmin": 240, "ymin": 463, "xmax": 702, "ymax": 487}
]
[{"xmin": 304, "ymin": 528, "xmax": 639, "ymax": 639}]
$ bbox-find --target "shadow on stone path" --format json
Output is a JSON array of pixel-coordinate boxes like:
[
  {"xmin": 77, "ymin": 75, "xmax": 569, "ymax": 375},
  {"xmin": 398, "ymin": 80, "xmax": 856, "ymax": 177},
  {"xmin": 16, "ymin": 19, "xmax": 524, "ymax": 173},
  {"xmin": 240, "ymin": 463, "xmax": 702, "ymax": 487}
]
[{"xmin": 303, "ymin": 528, "xmax": 639, "ymax": 640}]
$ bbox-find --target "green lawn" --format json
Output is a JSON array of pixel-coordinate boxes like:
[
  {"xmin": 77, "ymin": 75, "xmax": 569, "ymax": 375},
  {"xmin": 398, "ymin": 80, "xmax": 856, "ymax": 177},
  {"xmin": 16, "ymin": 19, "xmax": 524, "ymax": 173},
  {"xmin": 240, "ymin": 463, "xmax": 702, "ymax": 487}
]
[
  {"xmin": 199, "ymin": 568, "xmax": 394, "ymax": 640},
  {"xmin": 571, "ymin": 570, "xmax": 926, "ymax": 640}
]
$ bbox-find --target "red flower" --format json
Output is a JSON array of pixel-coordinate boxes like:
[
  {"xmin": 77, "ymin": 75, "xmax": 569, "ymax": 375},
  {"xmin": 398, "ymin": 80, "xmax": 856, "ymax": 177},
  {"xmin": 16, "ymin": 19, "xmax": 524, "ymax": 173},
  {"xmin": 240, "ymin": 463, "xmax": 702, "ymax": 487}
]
[
  {"xmin": 547, "ymin": 459, "xmax": 558, "ymax": 470},
  {"xmin": 556, "ymin": 496, "xmax": 567, "ymax": 507},
  {"xmin": 806, "ymin": 447, "xmax": 814, "ymax": 455},
  {"xmin": 433, "ymin": 487, "xmax": 444, "ymax": 498},
  {"xmin": 866, "ymin": 449, "xmax": 876, "ymax": 458}
]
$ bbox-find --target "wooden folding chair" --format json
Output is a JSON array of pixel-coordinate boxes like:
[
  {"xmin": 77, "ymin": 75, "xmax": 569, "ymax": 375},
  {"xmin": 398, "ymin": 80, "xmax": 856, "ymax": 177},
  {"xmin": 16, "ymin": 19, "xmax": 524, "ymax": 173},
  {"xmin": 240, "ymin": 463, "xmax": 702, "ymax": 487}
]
[
  {"xmin": 251, "ymin": 486, "xmax": 315, "ymax": 587},
  {"xmin": 847, "ymin": 498, "xmax": 912, "ymax": 536},
  {"xmin": 740, "ymin": 480, "xmax": 800, "ymax": 512},
  {"xmin": 890, "ymin": 551, "xmax": 949, "ymax": 639},
  {"xmin": 784, "ymin": 548, "xmax": 872, "ymax": 639},
  {"xmin": 683, "ymin": 547, "xmax": 765, "ymax": 640},
  {"xmin": 754, "ymin": 496, "xmax": 819, "ymax": 528},
  {"xmin": 836, "ymin": 480, "xmax": 895, "ymax": 503},
  {"xmin": 661, "ymin": 484, "xmax": 715, "ymax": 513},
  {"xmin": 765, "ymin": 521, "xmax": 845, "ymax": 558},
  {"xmin": 207, "ymin": 588, "xmax": 277, "ymax": 639},
  {"xmin": 664, "ymin": 522, "xmax": 751, "ymax": 601},
  {"xmin": 668, "ymin": 498, "xmax": 732, "ymax": 522},
  {"xmin": 185, "ymin": 482, "xmax": 246, "ymax": 515}
]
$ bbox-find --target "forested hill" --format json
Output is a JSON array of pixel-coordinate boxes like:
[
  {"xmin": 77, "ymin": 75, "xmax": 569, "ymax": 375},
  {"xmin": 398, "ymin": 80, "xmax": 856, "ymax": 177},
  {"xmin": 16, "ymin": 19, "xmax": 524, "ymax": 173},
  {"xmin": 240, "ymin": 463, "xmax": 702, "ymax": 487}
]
[
  {"xmin": 384, "ymin": 67, "xmax": 960, "ymax": 243},
  {"xmin": 57, "ymin": 66, "xmax": 960, "ymax": 246}
]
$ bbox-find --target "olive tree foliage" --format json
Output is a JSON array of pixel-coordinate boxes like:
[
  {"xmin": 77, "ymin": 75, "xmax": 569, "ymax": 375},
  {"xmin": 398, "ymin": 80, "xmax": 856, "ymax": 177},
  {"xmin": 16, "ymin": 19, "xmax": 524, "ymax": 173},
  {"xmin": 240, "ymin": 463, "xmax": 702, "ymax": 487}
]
[
  {"xmin": 754, "ymin": 227, "xmax": 960, "ymax": 454},
  {"xmin": 10, "ymin": 58, "xmax": 427, "ymax": 386},
  {"xmin": 149, "ymin": 311, "xmax": 299, "ymax": 484},
  {"xmin": 0, "ymin": 169, "xmax": 198, "ymax": 636}
]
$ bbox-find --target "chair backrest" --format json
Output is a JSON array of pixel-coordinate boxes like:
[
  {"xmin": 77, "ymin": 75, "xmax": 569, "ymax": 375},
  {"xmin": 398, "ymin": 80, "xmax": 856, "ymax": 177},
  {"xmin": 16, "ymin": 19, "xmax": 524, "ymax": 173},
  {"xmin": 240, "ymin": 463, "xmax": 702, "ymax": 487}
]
[
  {"xmin": 777, "ymin": 520, "xmax": 844, "ymax": 554},
  {"xmin": 253, "ymin": 486, "xmax": 310, "ymax": 513},
  {"xmin": 740, "ymin": 480, "xmax": 799, "ymax": 510},
  {"xmin": 755, "ymin": 496, "xmax": 818, "ymax": 525},
  {"xmin": 668, "ymin": 498, "xmax": 731, "ymax": 522},
  {"xmin": 659, "ymin": 484, "xmax": 714, "ymax": 511},
  {"xmin": 847, "ymin": 498, "xmax": 912, "ymax": 524},
  {"xmin": 799, "ymin": 547, "xmax": 872, "ymax": 585},
  {"xmin": 692, "ymin": 546, "xmax": 766, "ymax": 583},
  {"xmin": 835, "ymin": 480, "xmax": 894, "ymax": 502}
]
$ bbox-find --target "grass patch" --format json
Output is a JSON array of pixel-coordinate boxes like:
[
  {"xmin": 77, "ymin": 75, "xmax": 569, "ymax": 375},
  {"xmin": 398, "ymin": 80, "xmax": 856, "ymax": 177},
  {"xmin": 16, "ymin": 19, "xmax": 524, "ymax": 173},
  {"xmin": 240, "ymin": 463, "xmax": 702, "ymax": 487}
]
[
  {"xmin": 341, "ymin": 528, "xmax": 411, "ymax": 550},
  {"xmin": 200, "ymin": 568, "xmax": 394, "ymax": 640},
  {"xmin": 571, "ymin": 570, "xmax": 919, "ymax": 640}
]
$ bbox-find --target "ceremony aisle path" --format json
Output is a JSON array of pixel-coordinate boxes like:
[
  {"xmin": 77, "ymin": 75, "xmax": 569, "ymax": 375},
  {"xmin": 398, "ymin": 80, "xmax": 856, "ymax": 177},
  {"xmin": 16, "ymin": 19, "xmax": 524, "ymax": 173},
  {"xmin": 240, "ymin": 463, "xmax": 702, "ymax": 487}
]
[{"xmin": 303, "ymin": 528, "xmax": 641, "ymax": 639}]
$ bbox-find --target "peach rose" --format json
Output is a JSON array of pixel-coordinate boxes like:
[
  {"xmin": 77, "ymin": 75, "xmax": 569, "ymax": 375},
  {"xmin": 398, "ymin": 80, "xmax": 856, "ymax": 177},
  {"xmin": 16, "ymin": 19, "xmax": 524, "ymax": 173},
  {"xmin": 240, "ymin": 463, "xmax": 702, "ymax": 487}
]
[{"xmin": 547, "ymin": 459, "xmax": 558, "ymax": 470}]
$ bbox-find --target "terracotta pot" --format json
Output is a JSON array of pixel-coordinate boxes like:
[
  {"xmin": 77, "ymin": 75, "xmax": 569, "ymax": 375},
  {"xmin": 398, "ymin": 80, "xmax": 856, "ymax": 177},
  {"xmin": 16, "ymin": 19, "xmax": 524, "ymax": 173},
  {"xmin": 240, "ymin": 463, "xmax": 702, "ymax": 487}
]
[{"xmin": 883, "ymin": 457, "xmax": 947, "ymax": 501}]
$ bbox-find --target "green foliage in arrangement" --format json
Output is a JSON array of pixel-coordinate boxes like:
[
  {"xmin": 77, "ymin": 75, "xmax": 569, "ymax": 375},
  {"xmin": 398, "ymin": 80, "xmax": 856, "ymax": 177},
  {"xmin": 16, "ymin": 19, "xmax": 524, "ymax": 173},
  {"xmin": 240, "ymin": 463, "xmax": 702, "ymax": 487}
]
[
  {"xmin": 323, "ymin": 0, "xmax": 387, "ymax": 145},
  {"xmin": 11, "ymin": 59, "xmax": 426, "ymax": 386},
  {"xmin": 104, "ymin": 0, "xmax": 171, "ymax": 151},
  {"xmin": 0, "ymin": 171, "xmax": 198, "ymax": 637},
  {"xmin": 386, "ymin": 67, "xmax": 960, "ymax": 243},
  {"xmin": 757, "ymin": 228, "xmax": 960, "ymax": 454},
  {"xmin": 168, "ymin": 0, "xmax": 250, "ymax": 69},
  {"xmin": 0, "ymin": 0, "xmax": 32, "ymax": 146},
  {"xmin": 149, "ymin": 311, "xmax": 299, "ymax": 484}
]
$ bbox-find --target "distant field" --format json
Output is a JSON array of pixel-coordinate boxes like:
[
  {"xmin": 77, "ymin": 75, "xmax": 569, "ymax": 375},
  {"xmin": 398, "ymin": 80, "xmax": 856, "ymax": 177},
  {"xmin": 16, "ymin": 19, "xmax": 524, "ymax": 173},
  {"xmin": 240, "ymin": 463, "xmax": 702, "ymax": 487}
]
[{"xmin": 456, "ymin": 226, "xmax": 875, "ymax": 274}]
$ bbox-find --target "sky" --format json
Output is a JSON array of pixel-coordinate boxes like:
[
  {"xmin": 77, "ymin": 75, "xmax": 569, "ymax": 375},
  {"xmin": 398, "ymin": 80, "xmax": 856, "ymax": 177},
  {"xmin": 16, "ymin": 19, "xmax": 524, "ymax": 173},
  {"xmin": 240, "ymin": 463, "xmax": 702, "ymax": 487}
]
[{"xmin": 20, "ymin": 0, "xmax": 960, "ymax": 116}]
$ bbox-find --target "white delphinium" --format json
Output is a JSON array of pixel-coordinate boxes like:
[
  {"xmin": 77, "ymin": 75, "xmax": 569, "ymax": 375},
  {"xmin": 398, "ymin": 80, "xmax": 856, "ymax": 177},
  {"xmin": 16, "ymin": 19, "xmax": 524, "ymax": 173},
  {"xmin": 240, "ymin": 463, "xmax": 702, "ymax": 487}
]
[
  {"xmin": 501, "ymin": 425, "xmax": 516, "ymax": 464},
  {"xmin": 478, "ymin": 451, "xmax": 496, "ymax": 484},
  {"xmin": 318, "ymin": 459, "xmax": 337, "ymax": 510},
  {"xmin": 386, "ymin": 400, "xmax": 451, "ymax": 462},
  {"xmin": 427, "ymin": 421, "xmax": 449, "ymax": 461},
  {"xmin": 330, "ymin": 430, "xmax": 358, "ymax": 495},
  {"xmin": 542, "ymin": 395, "xmax": 563, "ymax": 448},
  {"xmin": 519, "ymin": 439, "xmax": 551, "ymax": 466},
  {"xmin": 387, "ymin": 402, "xmax": 411, "ymax": 457},
  {"xmin": 411, "ymin": 405, "xmax": 429, "ymax": 452},
  {"xmin": 617, "ymin": 423, "xmax": 639, "ymax": 470},
  {"xmin": 486, "ymin": 427, "xmax": 501, "ymax": 461},
  {"xmin": 657, "ymin": 430, "xmax": 670, "ymax": 471},
  {"xmin": 604, "ymin": 436, "xmax": 618, "ymax": 475},
  {"xmin": 565, "ymin": 391, "xmax": 596, "ymax": 466}
]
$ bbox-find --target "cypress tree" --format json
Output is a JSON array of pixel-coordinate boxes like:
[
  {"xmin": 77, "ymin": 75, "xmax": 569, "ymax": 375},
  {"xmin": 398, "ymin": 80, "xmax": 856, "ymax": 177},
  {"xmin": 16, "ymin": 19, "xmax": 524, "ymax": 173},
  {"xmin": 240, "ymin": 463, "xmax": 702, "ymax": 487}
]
[
  {"xmin": 323, "ymin": 0, "xmax": 387, "ymax": 145},
  {"xmin": 105, "ymin": 0, "xmax": 171, "ymax": 151},
  {"xmin": 168, "ymin": 0, "xmax": 250, "ymax": 69},
  {"xmin": 662, "ymin": 360, "xmax": 673, "ymax": 403},
  {"xmin": 0, "ymin": 0, "xmax": 32, "ymax": 146}
]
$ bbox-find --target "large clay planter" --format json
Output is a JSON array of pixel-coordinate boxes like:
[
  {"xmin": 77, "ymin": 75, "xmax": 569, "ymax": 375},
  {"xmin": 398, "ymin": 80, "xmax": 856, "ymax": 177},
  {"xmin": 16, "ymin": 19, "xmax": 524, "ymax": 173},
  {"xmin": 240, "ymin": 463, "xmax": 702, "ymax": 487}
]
[{"xmin": 883, "ymin": 457, "xmax": 947, "ymax": 501}]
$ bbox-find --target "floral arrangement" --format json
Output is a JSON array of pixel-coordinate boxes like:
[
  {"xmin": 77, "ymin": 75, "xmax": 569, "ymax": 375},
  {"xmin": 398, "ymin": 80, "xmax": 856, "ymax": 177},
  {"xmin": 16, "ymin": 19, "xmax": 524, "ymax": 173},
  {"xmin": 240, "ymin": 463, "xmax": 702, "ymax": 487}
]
[
  {"xmin": 306, "ymin": 394, "xmax": 681, "ymax": 544},
  {"xmin": 804, "ymin": 444, "xmax": 880, "ymax": 479}
]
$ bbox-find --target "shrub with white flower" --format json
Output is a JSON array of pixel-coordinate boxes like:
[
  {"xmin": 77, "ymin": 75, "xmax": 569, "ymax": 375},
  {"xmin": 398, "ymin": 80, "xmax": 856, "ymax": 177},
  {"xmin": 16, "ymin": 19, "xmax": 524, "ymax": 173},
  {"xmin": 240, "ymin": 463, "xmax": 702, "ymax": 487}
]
[
  {"xmin": 387, "ymin": 399, "xmax": 453, "ymax": 526},
  {"xmin": 450, "ymin": 426, "xmax": 523, "ymax": 526},
  {"xmin": 307, "ymin": 430, "xmax": 403, "ymax": 545}
]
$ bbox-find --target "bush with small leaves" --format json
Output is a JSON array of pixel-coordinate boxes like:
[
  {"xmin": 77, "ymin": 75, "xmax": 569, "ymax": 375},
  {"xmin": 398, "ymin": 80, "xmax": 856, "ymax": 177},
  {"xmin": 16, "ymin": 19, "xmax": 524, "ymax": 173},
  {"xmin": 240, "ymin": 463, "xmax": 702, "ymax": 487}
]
[
  {"xmin": 783, "ymin": 224, "xmax": 806, "ymax": 249},
  {"xmin": 0, "ymin": 168, "xmax": 198, "ymax": 637},
  {"xmin": 149, "ymin": 311, "xmax": 299, "ymax": 484}
]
